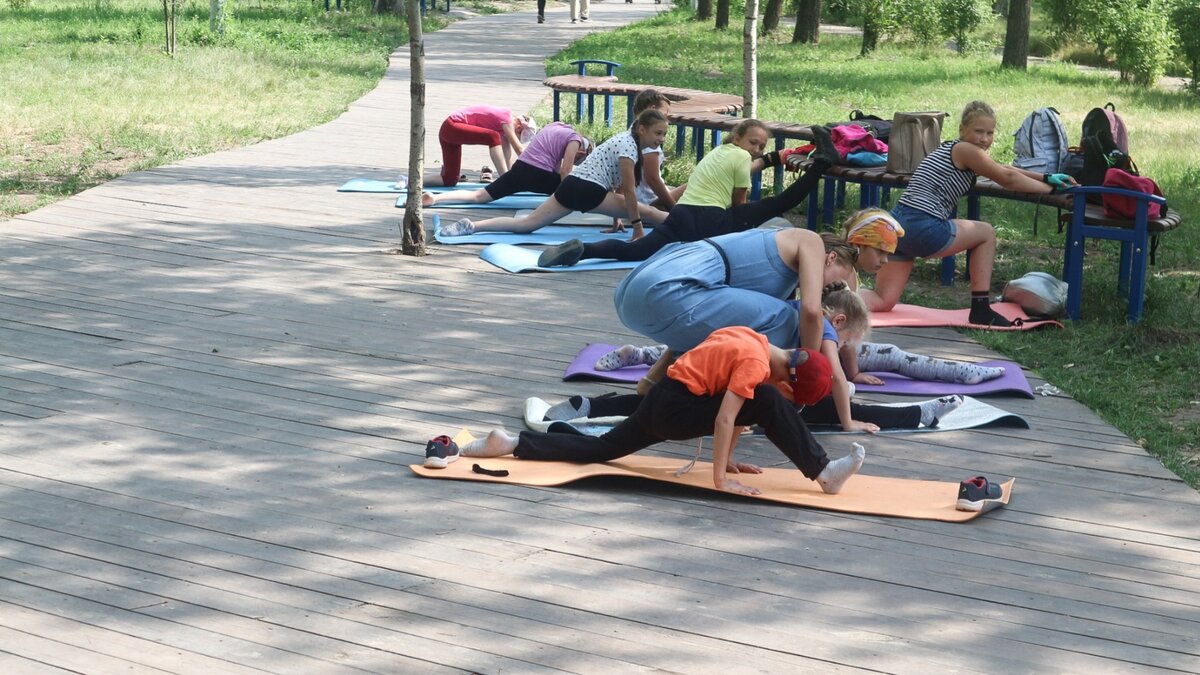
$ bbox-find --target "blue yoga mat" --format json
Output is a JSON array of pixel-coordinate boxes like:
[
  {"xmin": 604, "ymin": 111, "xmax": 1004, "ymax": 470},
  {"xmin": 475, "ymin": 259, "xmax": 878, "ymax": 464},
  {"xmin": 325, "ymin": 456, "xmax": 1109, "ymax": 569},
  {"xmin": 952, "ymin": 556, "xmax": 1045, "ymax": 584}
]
[
  {"xmin": 338, "ymin": 178, "xmax": 540, "ymax": 196},
  {"xmin": 396, "ymin": 193, "xmax": 547, "ymax": 210},
  {"xmin": 480, "ymin": 244, "xmax": 641, "ymax": 273},
  {"xmin": 436, "ymin": 225, "xmax": 642, "ymax": 246}
]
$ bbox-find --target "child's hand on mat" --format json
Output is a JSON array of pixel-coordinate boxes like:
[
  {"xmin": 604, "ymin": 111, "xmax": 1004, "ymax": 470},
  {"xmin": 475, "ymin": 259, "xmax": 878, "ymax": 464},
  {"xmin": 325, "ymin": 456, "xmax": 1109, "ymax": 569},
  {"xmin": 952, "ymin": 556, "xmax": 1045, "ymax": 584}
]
[
  {"xmin": 845, "ymin": 420, "xmax": 880, "ymax": 434},
  {"xmin": 602, "ymin": 218, "xmax": 625, "ymax": 234},
  {"xmin": 726, "ymin": 461, "xmax": 762, "ymax": 474},
  {"xmin": 720, "ymin": 478, "xmax": 761, "ymax": 496},
  {"xmin": 853, "ymin": 373, "xmax": 885, "ymax": 386}
]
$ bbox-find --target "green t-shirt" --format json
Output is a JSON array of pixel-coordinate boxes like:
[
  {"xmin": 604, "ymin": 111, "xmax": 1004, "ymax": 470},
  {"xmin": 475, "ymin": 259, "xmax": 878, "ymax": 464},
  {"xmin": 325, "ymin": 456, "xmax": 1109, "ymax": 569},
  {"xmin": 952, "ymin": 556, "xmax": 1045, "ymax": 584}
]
[{"xmin": 677, "ymin": 143, "xmax": 752, "ymax": 208}]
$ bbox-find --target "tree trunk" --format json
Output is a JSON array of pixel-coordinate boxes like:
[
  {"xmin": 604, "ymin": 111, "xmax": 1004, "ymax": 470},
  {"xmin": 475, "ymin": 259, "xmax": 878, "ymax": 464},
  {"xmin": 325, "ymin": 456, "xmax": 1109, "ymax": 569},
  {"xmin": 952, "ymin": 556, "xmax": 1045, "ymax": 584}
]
[
  {"xmin": 1001, "ymin": 0, "xmax": 1031, "ymax": 70},
  {"xmin": 743, "ymin": 0, "xmax": 760, "ymax": 118},
  {"xmin": 402, "ymin": 0, "xmax": 427, "ymax": 256},
  {"xmin": 209, "ymin": 0, "xmax": 226, "ymax": 36},
  {"xmin": 761, "ymin": 0, "xmax": 783, "ymax": 34},
  {"xmin": 716, "ymin": 0, "xmax": 731, "ymax": 29},
  {"xmin": 861, "ymin": 11, "xmax": 879, "ymax": 56},
  {"xmin": 697, "ymin": 0, "xmax": 712, "ymax": 21},
  {"xmin": 792, "ymin": 0, "xmax": 821, "ymax": 44}
]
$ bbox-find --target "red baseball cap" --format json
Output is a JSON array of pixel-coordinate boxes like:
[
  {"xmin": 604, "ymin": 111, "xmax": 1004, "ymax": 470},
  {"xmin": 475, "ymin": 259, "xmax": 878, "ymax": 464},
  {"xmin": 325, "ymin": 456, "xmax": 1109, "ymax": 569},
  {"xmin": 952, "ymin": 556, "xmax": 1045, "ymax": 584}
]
[{"xmin": 789, "ymin": 348, "xmax": 833, "ymax": 405}]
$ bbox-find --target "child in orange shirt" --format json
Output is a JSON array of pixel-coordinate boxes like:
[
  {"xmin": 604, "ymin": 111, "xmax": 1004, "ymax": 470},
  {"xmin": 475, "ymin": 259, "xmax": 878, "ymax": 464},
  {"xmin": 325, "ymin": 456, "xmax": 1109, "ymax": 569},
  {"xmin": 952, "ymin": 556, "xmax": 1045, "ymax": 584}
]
[{"xmin": 462, "ymin": 326, "xmax": 866, "ymax": 496}]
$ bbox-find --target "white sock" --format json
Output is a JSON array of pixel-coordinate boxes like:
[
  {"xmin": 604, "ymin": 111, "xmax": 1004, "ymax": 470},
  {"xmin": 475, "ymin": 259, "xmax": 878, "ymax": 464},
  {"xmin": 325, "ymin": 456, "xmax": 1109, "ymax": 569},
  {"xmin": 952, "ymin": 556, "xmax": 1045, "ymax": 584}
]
[
  {"xmin": 918, "ymin": 395, "xmax": 964, "ymax": 427},
  {"xmin": 817, "ymin": 442, "xmax": 865, "ymax": 495},
  {"xmin": 543, "ymin": 396, "xmax": 590, "ymax": 421},
  {"xmin": 461, "ymin": 430, "xmax": 518, "ymax": 457}
]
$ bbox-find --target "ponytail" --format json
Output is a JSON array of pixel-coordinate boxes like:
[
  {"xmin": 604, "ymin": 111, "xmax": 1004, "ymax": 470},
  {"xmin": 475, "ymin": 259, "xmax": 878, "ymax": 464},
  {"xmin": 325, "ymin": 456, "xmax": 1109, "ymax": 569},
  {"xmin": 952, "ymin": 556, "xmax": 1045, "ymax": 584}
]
[{"xmin": 631, "ymin": 108, "xmax": 667, "ymax": 186}]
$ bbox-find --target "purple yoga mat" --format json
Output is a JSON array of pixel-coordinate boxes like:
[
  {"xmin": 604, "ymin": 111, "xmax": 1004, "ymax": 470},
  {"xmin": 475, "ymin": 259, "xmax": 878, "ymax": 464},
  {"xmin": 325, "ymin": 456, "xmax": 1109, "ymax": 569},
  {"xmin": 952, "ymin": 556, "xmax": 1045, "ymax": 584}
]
[
  {"xmin": 563, "ymin": 343, "xmax": 647, "ymax": 383},
  {"xmin": 854, "ymin": 360, "xmax": 1033, "ymax": 398}
]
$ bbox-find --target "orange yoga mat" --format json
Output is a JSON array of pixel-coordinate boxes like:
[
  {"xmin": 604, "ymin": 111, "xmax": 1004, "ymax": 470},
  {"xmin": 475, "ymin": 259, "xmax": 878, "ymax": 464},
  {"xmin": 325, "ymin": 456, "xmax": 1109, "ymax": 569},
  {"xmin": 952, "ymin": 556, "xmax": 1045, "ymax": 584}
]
[
  {"xmin": 869, "ymin": 302, "xmax": 1063, "ymax": 330},
  {"xmin": 411, "ymin": 433, "xmax": 1014, "ymax": 522}
]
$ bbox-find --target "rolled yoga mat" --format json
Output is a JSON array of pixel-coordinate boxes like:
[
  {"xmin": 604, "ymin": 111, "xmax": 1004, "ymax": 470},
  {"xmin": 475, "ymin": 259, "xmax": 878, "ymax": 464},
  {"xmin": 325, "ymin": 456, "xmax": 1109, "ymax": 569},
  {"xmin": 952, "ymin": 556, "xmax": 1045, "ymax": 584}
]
[
  {"xmin": 869, "ymin": 303, "xmax": 1063, "ymax": 330},
  {"xmin": 523, "ymin": 395, "xmax": 1030, "ymax": 438},
  {"xmin": 480, "ymin": 243, "xmax": 641, "ymax": 273},
  {"xmin": 411, "ymin": 431, "xmax": 1014, "ymax": 522}
]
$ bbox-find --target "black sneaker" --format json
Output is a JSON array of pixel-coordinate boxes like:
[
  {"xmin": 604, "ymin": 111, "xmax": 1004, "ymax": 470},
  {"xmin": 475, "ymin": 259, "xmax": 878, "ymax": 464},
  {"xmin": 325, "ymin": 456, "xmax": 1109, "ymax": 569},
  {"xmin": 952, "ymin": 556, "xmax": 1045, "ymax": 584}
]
[
  {"xmin": 424, "ymin": 435, "xmax": 461, "ymax": 469},
  {"xmin": 809, "ymin": 124, "xmax": 842, "ymax": 165},
  {"xmin": 956, "ymin": 476, "xmax": 1004, "ymax": 512},
  {"xmin": 538, "ymin": 238, "xmax": 585, "ymax": 267}
]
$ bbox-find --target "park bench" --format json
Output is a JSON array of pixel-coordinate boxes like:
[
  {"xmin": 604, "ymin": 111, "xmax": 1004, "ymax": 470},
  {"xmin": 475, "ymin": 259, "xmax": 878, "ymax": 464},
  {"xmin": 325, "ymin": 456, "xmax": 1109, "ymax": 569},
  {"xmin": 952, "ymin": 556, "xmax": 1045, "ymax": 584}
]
[{"xmin": 798, "ymin": 161, "xmax": 1183, "ymax": 324}]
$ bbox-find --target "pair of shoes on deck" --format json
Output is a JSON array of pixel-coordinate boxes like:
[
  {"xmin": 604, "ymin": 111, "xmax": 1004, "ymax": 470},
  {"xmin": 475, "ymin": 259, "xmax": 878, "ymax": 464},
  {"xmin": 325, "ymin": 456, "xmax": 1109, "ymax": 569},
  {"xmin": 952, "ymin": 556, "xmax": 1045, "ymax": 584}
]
[{"xmin": 479, "ymin": 166, "xmax": 495, "ymax": 183}]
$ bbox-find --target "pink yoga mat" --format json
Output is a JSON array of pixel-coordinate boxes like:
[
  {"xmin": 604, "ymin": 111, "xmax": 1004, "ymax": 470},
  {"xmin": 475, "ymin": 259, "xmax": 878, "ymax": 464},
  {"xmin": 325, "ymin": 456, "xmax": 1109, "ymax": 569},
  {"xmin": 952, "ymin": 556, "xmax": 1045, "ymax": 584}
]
[
  {"xmin": 855, "ymin": 360, "xmax": 1033, "ymax": 398},
  {"xmin": 869, "ymin": 303, "xmax": 1063, "ymax": 330},
  {"xmin": 564, "ymin": 343, "xmax": 647, "ymax": 383}
]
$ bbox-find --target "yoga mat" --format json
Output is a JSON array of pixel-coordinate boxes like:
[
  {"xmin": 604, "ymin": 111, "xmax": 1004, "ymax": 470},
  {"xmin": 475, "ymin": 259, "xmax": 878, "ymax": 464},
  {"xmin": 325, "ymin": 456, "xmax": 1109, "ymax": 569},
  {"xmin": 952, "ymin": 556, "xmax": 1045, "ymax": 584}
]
[
  {"xmin": 397, "ymin": 194, "xmax": 547, "ymax": 210},
  {"xmin": 340, "ymin": 179, "xmax": 531, "ymax": 194},
  {"xmin": 514, "ymin": 209, "xmax": 616, "ymax": 226},
  {"xmin": 480, "ymin": 244, "xmax": 641, "ymax": 273},
  {"xmin": 412, "ymin": 431, "xmax": 1014, "ymax": 522},
  {"xmin": 870, "ymin": 303, "xmax": 1063, "ymax": 330},
  {"xmin": 436, "ymin": 226, "xmax": 645, "ymax": 246},
  {"xmin": 340, "ymin": 179, "xmax": 540, "ymax": 195},
  {"xmin": 524, "ymin": 395, "xmax": 1029, "ymax": 438},
  {"xmin": 563, "ymin": 343, "xmax": 648, "ymax": 383},
  {"xmin": 855, "ymin": 360, "xmax": 1034, "ymax": 399}
]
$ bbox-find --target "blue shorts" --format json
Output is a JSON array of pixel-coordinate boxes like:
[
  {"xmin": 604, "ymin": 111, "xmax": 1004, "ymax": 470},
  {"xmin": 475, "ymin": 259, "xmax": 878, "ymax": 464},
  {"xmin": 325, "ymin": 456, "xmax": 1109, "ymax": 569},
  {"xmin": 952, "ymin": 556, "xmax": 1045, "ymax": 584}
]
[{"xmin": 891, "ymin": 203, "xmax": 957, "ymax": 261}]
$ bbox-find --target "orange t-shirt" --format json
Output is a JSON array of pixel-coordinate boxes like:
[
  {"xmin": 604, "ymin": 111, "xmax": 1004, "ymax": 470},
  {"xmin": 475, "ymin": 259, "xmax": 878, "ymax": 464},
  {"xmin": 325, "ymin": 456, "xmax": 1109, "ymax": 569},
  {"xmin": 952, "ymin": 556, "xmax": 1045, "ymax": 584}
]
[{"xmin": 666, "ymin": 327, "xmax": 771, "ymax": 399}]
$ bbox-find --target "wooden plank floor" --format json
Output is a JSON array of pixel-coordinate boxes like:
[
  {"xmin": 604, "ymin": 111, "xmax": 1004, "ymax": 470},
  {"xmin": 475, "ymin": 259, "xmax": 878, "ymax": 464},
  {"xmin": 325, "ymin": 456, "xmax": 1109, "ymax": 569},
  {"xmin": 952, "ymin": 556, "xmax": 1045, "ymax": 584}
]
[{"xmin": 3, "ymin": 5, "xmax": 1199, "ymax": 673}]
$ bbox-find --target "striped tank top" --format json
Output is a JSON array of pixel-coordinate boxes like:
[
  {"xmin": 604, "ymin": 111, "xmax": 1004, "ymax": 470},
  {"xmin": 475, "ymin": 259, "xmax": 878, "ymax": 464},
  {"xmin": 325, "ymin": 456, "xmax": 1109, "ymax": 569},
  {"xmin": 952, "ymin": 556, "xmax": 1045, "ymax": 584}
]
[{"xmin": 897, "ymin": 141, "xmax": 976, "ymax": 219}]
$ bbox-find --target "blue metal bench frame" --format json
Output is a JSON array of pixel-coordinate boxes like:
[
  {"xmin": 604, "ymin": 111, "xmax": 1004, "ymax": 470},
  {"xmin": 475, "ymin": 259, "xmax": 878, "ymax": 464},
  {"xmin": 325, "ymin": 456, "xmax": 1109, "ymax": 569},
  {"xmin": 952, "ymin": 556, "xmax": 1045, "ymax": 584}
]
[{"xmin": 558, "ymin": 59, "xmax": 623, "ymax": 127}]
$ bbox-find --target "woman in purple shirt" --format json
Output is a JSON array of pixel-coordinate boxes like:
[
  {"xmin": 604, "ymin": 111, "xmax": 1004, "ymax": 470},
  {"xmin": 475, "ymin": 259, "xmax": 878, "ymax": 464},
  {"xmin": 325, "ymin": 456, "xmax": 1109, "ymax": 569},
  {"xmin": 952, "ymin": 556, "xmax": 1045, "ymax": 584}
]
[{"xmin": 422, "ymin": 121, "xmax": 591, "ymax": 207}]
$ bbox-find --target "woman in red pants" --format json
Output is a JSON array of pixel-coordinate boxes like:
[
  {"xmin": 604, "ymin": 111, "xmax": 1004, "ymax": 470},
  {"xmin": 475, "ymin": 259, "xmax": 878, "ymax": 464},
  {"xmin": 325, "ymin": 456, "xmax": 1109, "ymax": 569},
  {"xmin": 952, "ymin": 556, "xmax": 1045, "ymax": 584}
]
[{"xmin": 422, "ymin": 105, "xmax": 536, "ymax": 187}]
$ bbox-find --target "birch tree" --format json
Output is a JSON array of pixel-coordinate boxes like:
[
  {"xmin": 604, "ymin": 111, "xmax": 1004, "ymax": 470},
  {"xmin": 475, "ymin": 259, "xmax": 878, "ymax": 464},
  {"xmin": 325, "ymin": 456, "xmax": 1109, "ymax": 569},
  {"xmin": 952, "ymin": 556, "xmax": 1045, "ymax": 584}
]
[
  {"xmin": 402, "ymin": 0, "xmax": 427, "ymax": 255},
  {"xmin": 743, "ymin": 0, "xmax": 760, "ymax": 118}
]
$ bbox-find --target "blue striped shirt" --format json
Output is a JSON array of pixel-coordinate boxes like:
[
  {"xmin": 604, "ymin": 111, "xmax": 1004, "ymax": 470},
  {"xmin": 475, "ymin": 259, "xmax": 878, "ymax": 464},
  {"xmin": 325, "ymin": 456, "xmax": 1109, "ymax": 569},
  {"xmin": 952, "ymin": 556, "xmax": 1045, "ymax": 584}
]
[{"xmin": 897, "ymin": 141, "xmax": 977, "ymax": 219}]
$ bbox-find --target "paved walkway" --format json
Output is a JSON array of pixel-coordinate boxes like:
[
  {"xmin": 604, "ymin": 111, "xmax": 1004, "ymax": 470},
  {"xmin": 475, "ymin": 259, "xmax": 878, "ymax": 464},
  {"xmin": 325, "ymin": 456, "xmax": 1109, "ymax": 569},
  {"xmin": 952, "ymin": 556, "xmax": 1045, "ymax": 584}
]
[{"xmin": 2, "ymin": 4, "xmax": 1199, "ymax": 673}]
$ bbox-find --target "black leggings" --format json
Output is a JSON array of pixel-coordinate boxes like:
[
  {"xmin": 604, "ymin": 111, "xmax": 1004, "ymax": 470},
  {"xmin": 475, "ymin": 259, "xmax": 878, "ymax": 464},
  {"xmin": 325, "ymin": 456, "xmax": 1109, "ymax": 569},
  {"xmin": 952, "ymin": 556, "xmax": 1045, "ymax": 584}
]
[
  {"xmin": 799, "ymin": 396, "xmax": 921, "ymax": 429},
  {"xmin": 515, "ymin": 378, "xmax": 830, "ymax": 479},
  {"xmin": 579, "ymin": 158, "xmax": 830, "ymax": 262},
  {"xmin": 537, "ymin": 0, "xmax": 545, "ymax": 15},
  {"xmin": 484, "ymin": 160, "xmax": 560, "ymax": 200}
]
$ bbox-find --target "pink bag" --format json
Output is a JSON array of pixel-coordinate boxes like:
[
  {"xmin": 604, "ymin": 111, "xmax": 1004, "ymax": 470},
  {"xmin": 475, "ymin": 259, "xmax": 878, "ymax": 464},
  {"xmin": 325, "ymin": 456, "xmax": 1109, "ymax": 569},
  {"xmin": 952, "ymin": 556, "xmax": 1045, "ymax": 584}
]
[
  {"xmin": 1102, "ymin": 168, "xmax": 1163, "ymax": 220},
  {"xmin": 830, "ymin": 124, "xmax": 888, "ymax": 156}
]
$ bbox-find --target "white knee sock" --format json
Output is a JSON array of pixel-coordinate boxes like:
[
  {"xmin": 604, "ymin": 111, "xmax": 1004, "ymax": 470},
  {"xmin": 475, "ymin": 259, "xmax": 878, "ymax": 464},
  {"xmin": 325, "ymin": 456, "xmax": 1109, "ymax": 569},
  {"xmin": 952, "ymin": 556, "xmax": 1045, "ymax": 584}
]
[
  {"xmin": 918, "ymin": 395, "xmax": 964, "ymax": 427},
  {"xmin": 817, "ymin": 442, "xmax": 865, "ymax": 494},
  {"xmin": 461, "ymin": 430, "xmax": 518, "ymax": 457}
]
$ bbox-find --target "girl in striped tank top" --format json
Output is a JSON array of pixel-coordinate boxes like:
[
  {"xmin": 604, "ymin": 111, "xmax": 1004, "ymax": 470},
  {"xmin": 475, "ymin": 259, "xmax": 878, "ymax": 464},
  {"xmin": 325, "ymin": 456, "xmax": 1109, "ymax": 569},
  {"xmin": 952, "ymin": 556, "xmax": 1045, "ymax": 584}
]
[{"xmin": 866, "ymin": 101, "xmax": 1076, "ymax": 327}]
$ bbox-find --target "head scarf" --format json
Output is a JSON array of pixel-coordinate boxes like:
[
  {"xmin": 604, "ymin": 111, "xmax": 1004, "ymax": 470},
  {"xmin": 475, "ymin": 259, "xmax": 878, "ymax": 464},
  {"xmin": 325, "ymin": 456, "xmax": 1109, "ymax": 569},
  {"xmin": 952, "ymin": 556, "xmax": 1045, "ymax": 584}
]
[{"xmin": 844, "ymin": 208, "xmax": 904, "ymax": 254}]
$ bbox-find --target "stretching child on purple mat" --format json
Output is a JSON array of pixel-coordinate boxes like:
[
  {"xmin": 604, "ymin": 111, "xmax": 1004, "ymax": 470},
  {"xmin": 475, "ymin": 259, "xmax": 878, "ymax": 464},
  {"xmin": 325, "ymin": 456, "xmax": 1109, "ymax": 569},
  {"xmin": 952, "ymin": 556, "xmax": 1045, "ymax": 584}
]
[{"xmin": 460, "ymin": 326, "xmax": 866, "ymax": 497}]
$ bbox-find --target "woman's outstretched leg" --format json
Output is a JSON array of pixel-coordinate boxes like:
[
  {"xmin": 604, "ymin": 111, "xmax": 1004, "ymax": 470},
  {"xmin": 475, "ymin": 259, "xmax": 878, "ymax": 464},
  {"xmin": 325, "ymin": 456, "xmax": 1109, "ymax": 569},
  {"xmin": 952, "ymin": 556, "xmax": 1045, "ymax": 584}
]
[{"xmin": 441, "ymin": 197, "xmax": 572, "ymax": 236}]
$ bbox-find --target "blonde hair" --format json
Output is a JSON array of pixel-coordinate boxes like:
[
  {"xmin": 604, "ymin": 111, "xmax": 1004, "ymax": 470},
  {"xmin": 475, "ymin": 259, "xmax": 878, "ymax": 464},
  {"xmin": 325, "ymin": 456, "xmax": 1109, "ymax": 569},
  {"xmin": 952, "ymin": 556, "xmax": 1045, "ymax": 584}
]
[
  {"xmin": 821, "ymin": 281, "xmax": 871, "ymax": 344},
  {"xmin": 722, "ymin": 118, "xmax": 768, "ymax": 145},
  {"xmin": 960, "ymin": 100, "xmax": 995, "ymax": 128},
  {"xmin": 820, "ymin": 232, "xmax": 858, "ymax": 270}
]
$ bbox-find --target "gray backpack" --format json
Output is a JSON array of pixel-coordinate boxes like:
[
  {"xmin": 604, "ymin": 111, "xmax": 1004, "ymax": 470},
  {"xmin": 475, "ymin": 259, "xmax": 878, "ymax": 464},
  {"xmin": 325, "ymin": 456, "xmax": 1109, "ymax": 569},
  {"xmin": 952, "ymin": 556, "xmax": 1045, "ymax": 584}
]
[
  {"xmin": 1002, "ymin": 272, "xmax": 1068, "ymax": 318},
  {"xmin": 1013, "ymin": 107, "xmax": 1070, "ymax": 174}
]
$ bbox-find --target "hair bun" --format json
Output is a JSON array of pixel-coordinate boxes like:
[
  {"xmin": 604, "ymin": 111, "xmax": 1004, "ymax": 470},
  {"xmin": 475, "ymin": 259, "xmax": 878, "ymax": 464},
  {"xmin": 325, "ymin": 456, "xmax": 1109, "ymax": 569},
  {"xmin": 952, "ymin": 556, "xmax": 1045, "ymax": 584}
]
[{"xmin": 822, "ymin": 280, "xmax": 849, "ymax": 297}]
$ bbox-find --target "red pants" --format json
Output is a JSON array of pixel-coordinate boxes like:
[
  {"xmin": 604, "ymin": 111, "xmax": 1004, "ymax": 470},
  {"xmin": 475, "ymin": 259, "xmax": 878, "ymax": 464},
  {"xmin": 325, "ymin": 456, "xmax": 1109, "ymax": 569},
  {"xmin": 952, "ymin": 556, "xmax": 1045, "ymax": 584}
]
[{"xmin": 438, "ymin": 118, "xmax": 502, "ymax": 186}]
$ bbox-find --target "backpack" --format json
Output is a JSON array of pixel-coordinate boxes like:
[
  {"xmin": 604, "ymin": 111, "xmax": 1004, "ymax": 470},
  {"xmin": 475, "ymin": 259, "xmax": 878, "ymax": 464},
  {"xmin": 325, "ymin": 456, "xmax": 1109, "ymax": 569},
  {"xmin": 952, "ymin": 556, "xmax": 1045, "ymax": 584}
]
[
  {"xmin": 1101, "ymin": 168, "xmax": 1164, "ymax": 220},
  {"xmin": 1002, "ymin": 272, "xmax": 1068, "ymax": 319},
  {"xmin": 1013, "ymin": 107, "xmax": 1070, "ymax": 174},
  {"xmin": 1078, "ymin": 103, "xmax": 1134, "ymax": 187},
  {"xmin": 824, "ymin": 110, "xmax": 892, "ymax": 142},
  {"xmin": 886, "ymin": 111, "xmax": 946, "ymax": 175}
]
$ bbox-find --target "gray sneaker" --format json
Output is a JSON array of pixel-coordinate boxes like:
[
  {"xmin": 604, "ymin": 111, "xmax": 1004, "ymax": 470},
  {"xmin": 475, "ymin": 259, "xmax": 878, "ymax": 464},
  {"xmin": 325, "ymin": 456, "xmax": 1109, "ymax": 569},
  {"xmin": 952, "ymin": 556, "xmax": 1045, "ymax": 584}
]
[
  {"xmin": 437, "ymin": 217, "xmax": 474, "ymax": 237},
  {"xmin": 537, "ymin": 238, "xmax": 584, "ymax": 267}
]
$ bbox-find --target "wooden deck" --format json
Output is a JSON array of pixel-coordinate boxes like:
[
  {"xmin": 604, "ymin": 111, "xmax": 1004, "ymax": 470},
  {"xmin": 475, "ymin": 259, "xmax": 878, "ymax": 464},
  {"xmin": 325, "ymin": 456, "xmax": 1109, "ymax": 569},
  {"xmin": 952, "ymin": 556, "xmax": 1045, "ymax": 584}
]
[{"xmin": 2, "ymin": 5, "xmax": 1199, "ymax": 673}]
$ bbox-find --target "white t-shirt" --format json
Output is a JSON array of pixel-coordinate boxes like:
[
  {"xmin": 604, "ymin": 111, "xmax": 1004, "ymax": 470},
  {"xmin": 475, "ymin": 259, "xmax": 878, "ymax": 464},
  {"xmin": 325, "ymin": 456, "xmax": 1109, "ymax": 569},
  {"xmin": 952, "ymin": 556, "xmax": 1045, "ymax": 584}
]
[
  {"xmin": 571, "ymin": 130, "xmax": 639, "ymax": 190},
  {"xmin": 636, "ymin": 146, "xmax": 666, "ymax": 204}
]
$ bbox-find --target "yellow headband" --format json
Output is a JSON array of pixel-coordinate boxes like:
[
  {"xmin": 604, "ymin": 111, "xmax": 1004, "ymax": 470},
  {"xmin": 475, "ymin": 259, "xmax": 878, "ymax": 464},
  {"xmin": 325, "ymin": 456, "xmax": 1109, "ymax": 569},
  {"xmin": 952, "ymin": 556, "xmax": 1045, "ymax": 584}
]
[{"xmin": 845, "ymin": 208, "xmax": 905, "ymax": 254}]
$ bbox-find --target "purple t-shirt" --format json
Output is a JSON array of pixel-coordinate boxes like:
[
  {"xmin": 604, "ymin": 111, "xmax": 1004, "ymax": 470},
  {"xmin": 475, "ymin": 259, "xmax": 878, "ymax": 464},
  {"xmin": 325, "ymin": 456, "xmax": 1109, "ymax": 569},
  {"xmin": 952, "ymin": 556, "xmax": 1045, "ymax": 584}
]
[{"xmin": 518, "ymin": 122, "xmax": 583, "ymax": 173}]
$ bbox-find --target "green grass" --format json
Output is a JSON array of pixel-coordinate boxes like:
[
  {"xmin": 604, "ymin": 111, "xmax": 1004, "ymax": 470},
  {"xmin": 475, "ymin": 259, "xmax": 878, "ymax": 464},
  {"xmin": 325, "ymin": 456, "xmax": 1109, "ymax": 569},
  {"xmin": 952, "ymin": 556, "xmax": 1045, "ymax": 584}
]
[
  {"xmin": 0, "ymin": 0, "xmax": 452, "ymax": 218},
  {"xmin": 544, "ymin": 8, "xmax": 1200, "ymax": 488}
]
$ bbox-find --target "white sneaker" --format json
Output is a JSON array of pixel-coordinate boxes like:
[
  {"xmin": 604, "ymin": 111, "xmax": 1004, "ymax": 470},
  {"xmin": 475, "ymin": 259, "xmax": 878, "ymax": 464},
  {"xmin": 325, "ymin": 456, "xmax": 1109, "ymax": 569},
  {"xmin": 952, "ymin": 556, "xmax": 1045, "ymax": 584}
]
[{"xmin": 437, "ymin": 218, "xmax": 474, "ymax": 237}]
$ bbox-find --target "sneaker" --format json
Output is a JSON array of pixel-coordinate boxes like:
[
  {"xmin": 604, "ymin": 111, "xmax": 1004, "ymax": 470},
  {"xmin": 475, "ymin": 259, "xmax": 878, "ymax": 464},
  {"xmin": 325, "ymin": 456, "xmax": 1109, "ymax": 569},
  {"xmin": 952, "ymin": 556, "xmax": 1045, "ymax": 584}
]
[
  {"xmin": 437, "ymin": 217, "xmax": 474, "ymax": 237},
  {"xmin": 479, "ymin": 166, "xmax": 495, "ymax": 183},
  {"xmin": 956, "ymin": 476, "xmax": 1005, "ymax": 512},
  {"xmin": 581, "ymin": 14, "xmax": 589, "ymax": 20},
  {"xmin": 395, "ymin": 174, "xmax": 409, "ymax": 190},
  {"xmin": 537, "ymin": 13, "xmax": 545, "ymax": 22},
  {"xmin": 423, "ymin": 435, "xmax": 461, "ymax": 469},
  {"xmin": 809, "ymin": 124, "xmax": 842, "ymax": 165},
  {"xmin": 537, "ymin": 238, "xmax": 584, "ymax": 267}
]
